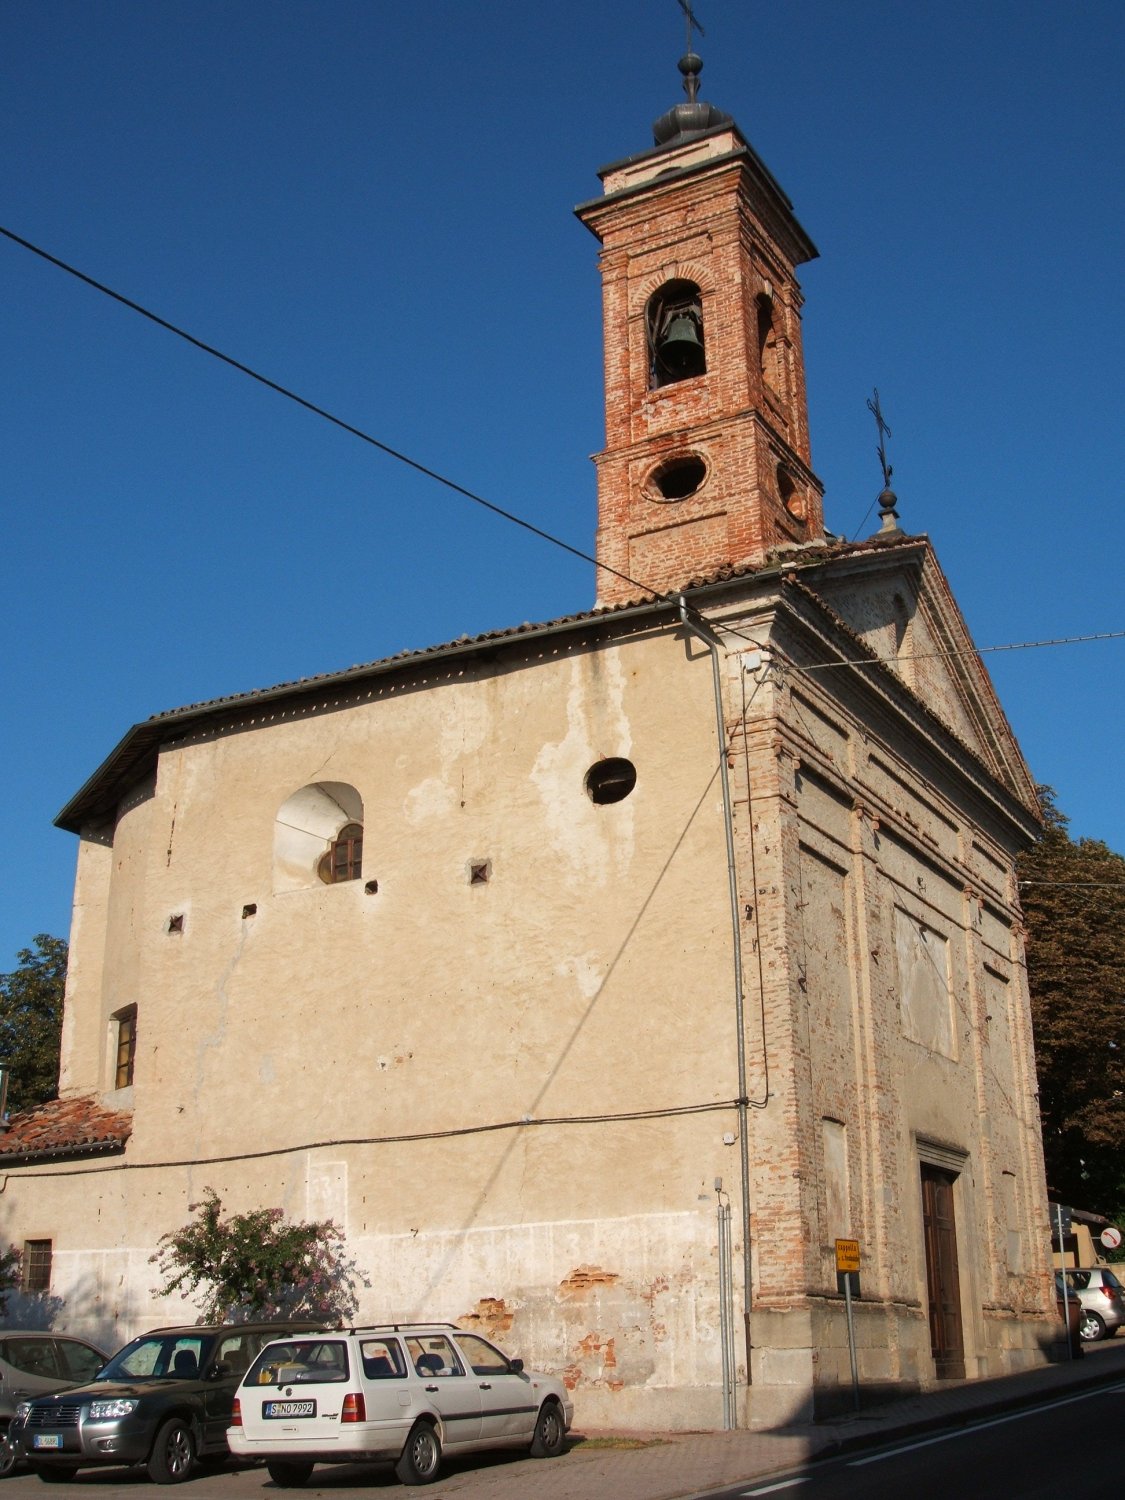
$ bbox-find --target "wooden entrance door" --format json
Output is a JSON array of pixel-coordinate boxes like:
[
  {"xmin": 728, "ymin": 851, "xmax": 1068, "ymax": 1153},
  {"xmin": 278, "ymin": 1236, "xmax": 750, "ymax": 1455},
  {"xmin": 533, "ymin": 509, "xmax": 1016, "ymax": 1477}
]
[{"xmin": 920, "ymin": 1164, "xmax": 965, "ymax": 1379}]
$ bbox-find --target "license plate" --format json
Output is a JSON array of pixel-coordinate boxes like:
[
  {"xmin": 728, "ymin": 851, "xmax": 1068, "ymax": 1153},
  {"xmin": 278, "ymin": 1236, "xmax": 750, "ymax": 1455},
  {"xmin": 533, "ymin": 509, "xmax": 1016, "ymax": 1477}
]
[
  {"xmin": 33, "ymin": 1436, "xmax": 63, "ymax": 1450},
  {"xmin": 263, "ymin": 1400, "xmax": 316, "ymax": 1419}
]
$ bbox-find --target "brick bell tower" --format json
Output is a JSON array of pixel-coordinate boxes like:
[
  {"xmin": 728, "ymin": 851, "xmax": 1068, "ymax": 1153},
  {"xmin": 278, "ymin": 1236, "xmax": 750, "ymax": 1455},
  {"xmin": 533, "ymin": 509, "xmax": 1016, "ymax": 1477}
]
[{"xmin": 576, "ymin": 51, "xmax": 825, "ymax": 607}]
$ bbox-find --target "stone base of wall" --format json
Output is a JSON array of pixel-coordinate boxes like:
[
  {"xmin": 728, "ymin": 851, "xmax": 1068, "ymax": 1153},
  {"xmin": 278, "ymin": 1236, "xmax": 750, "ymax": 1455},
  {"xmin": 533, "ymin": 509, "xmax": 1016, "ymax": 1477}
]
[{"xmin": 742, "ymin": 1303, "xmax": 1058, "ymax": 1429}]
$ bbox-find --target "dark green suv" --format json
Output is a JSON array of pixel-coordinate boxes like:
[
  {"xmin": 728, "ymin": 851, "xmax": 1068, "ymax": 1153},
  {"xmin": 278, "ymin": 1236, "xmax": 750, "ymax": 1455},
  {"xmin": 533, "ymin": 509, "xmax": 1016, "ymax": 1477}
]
[{"xmin": 12, "ymin": 1321, "xmax": 321, "ymax": 1484}]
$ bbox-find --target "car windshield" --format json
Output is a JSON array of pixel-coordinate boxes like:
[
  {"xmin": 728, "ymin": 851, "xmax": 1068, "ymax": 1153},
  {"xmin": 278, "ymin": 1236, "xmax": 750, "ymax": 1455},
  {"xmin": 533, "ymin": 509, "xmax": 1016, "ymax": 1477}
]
[{"xmin": 96, "ymin": 1334, "xmax": 212, "ymax": 1382}]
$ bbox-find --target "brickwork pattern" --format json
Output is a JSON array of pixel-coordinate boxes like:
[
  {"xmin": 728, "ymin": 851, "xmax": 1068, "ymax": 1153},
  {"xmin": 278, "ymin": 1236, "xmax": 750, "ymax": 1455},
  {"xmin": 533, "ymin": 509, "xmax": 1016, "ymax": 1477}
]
[{"xmin": 579, "ymin": 143, "xmax": 825, "ymax": 605}]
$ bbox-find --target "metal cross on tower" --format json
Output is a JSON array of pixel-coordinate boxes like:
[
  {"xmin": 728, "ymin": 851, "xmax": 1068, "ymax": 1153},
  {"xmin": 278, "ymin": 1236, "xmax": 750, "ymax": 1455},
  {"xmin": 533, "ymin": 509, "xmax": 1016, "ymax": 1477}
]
[
  {"xmin": 867, "ymin": 388, "xmax": 894, "ymax": 490},
  {"xmin": 676, "ymin": 0, "xmax": 706, "ymax": 49},
  {"xmin": 675, "ymin": 0, "xmax": 706, "ymax": 101}
]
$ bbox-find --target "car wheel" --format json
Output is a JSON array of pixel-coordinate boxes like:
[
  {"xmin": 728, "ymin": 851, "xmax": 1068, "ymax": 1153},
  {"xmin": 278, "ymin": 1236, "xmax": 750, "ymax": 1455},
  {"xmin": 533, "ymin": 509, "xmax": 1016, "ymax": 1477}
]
[
  {"xmin": 266, "ymin": 1460, "xmax": 314, "ymax": 1487},
  {"xmin": 0, "ymin": 1437, "xmax": 18, "ymax": 1479},
  {"xmin": 147, "ymin": 1418, "xmax": 196, "ymax": 1484},
  {"xmin": 31, "ymin": 1467, "xmax": 78, "ymax": 1484},
  {"xmin": 529, "ymin": 1400, "xmax": 566, "ymax": 1459},
  {"xmin": 1079, "ymin": 1309, "xmax": 1106, "ymax": 1342},
  {"xmin": 395, "ymin": 1420, "xmax": 442, "ymax": 1485}
]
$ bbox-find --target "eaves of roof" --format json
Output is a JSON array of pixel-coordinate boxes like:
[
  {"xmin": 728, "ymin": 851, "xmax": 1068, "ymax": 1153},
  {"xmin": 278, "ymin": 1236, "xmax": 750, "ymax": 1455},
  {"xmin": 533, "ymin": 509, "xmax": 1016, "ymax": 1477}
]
[
  {"xmin": 54, "ymin": 532, "xmax": 920, "ymax": 835},
  {"xmin": 0, "ymin": 1096, "xmax": 132, "ymax": 1167}
]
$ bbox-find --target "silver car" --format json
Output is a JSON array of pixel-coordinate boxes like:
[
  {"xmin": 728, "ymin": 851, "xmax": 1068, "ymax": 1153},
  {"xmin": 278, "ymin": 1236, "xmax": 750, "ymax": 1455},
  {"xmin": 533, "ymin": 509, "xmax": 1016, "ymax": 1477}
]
[
  {"xmin": 1056, "ymin": 1267, "xmax": 1125, "ymax": 1341},
  {"xmin": 228, "ymin": 1323, "xmax": 573, "ymax": 1486},
  {"xmin": 0, "ymin": 1333, "xmax": 109, "ymax": 1475}
]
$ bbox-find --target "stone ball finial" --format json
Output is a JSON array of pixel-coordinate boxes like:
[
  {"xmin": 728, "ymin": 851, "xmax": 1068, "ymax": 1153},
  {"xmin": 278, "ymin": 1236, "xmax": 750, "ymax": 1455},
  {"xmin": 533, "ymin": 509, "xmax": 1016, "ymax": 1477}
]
[{"xmin": 877, "ymin": 486, "xmax": 902, "ymax": 534}]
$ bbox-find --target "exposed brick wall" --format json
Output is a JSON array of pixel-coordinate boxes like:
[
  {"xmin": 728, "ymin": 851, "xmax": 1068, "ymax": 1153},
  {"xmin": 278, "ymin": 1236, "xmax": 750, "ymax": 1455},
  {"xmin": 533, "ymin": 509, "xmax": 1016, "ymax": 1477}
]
[{"xmin": 578, "ymin": 137, "xmax": 825, "ymax": 605}]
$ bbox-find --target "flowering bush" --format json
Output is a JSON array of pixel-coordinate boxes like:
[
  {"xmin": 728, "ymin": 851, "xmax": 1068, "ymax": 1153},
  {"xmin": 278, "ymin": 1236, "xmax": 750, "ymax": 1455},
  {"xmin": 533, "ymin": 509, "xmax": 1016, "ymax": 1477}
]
[{"xmin": 150, "ymin": 1188, "xmax": 368, "ymax": 1325}]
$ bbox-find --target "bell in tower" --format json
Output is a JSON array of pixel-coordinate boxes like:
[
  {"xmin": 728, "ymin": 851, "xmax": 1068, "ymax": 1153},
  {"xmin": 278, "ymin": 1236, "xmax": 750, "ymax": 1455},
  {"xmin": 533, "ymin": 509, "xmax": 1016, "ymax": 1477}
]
[
  {"xmin": 649, "ymin": 281, "xmax": 706, "ymax": 386},
  {"xmin": 576, "ymin": 48, "xmax": 825, "ymax": 606}
]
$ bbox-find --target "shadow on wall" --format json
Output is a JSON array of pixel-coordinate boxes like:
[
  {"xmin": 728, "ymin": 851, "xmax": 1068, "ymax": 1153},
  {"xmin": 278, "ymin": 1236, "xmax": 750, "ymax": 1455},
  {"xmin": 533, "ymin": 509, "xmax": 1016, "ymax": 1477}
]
[
  {"xmin": 0, "ymin": 1289, "xmax": 66, "ymax": 1331},
  {"xmin": 0, "ymin": 1257, "xmax": 148, "ymax": 1353}
]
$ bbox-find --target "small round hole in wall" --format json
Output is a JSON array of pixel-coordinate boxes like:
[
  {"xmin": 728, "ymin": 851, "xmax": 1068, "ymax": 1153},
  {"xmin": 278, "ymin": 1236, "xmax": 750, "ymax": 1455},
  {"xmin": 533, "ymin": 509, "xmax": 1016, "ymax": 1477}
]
[
  {"xmin": 647, "ymin": 454, "xmax": 707, "ymax": 502},
  {"xmin": 585, "ymin": 757, "xmax": 637, "ymax": 805}
]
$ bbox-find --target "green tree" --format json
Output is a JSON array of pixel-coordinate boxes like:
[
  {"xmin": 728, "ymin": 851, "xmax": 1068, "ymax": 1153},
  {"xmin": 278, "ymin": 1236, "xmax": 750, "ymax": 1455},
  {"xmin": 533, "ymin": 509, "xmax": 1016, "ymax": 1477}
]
[
  {"xmin": 151, "ymin": 1188, "xmax": 368, "ymax": 1324},
  {"xmin": 0, "ymin": 935, "xmax": 67, "ymax": 1112},
  {"xmin": 1019, "ymin": 790, "xmax": 1125, "ymax": 1215}
]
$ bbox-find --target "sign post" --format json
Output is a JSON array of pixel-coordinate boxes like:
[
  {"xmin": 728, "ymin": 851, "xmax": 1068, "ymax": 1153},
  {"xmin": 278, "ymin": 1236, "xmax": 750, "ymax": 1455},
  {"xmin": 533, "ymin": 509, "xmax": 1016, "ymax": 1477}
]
[
  {"xmin": 1055, "ymin": 1204, "xmax": 1074, "ymax": 1361},
  {"xmin": 835, "ymin": 1239, "xmax": 861, "ymax": 1410}
]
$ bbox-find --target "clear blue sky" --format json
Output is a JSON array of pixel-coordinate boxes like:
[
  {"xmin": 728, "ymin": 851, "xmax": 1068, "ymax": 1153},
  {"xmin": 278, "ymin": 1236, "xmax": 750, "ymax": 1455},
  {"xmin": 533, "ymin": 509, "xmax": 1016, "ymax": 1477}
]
[{"xmin": 2, "ymin": 1, "xmax": 1122, "ymax": 969}]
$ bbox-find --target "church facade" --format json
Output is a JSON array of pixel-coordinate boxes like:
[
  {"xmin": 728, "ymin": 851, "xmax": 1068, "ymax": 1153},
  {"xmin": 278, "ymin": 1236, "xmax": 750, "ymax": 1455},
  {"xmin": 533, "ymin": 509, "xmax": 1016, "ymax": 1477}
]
[{"xmin": 1, "ymin": 60, "xmax": 1056, "ymax": 1429}]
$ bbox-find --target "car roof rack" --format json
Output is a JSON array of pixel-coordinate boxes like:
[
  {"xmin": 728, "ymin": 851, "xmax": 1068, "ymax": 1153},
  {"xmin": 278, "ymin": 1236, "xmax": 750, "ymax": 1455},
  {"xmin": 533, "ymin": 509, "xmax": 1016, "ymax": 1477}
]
[{"xmin": 343, "ymin": 1323, "xmax": 462, "ymax": 1335}]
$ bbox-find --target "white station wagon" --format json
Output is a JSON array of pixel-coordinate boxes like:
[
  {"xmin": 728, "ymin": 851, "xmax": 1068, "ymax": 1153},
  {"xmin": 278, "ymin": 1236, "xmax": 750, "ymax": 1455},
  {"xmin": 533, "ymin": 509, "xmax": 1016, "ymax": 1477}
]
[{"xmin": 227, "ymin": 1323, "xmax": 573, "ymax": 1486}]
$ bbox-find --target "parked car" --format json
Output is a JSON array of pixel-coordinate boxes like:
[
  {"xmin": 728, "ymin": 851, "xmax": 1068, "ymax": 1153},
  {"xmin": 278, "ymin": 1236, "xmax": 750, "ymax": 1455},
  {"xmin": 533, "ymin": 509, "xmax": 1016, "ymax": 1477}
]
[
  {"xmin": 1056, "ymin": 1267, "xmax": 1125, "ymax": 1341},
  {"xmin": 11, "ymin": 1321, "xmax": 322, "ymax": 1483},
  {"xmin": 0, "ymin": 1333, "xmax": 110, "ymax": 1477},
  {"xmin": 227, "ymin": 1323, "xmax": 573, "ymax": 1486}
]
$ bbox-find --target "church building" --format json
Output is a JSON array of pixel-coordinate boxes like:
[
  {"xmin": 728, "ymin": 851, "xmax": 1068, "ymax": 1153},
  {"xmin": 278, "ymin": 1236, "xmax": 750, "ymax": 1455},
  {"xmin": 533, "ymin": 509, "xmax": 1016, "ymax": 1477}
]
[{"xmin": 1, "ymin": 50, "xmax": 1056, "ymax": 1429}]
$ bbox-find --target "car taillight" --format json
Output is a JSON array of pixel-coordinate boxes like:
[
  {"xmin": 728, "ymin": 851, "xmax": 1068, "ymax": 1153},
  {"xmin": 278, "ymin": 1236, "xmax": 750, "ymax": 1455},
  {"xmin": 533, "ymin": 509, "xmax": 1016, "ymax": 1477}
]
[
  {"xmin": 341, "ymin": 1392, "xmax": 366, "ymax": 1424},
  {"xmin": 230, "ymin": 1398, "xmax": 242, "ymax": 1428},
  {"xmin": 1103, "ymin": 1286, "xmax": 1119, "ymax": 1301}
]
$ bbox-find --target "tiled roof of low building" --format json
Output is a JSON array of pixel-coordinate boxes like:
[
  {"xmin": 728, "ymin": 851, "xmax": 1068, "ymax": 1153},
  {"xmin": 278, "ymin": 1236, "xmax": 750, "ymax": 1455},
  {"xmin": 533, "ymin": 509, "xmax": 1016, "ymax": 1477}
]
[{"xmin": 0, "ymin": 1096, "xmax": 132, "ymax": 1164}]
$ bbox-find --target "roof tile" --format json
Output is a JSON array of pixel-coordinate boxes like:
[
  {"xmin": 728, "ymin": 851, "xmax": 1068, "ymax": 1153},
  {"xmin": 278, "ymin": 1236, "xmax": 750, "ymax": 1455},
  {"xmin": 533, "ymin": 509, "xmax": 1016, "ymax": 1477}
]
[{"xmin": 0, "ymin": 1096, "xmax": 132, "ymax": 1162}]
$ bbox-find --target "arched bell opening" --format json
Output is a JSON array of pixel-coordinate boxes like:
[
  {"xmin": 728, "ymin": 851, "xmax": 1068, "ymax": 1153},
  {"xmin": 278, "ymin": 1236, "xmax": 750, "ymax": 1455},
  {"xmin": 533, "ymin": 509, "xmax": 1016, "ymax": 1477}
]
[{"xmin": 647, "ymin": 279, "xmax": 706, "ymax": 388}]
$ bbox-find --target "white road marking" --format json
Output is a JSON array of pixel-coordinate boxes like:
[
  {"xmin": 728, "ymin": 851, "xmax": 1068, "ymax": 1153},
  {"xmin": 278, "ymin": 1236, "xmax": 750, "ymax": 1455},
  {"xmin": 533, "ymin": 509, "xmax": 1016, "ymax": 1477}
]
[
  {"xmin": 741, "ymin": 1480, "xmax": 811, "ymax": 1495},
  {"xmin": 847, "ymin": 1379, "xmax": 1125, "ymax": 1467}
]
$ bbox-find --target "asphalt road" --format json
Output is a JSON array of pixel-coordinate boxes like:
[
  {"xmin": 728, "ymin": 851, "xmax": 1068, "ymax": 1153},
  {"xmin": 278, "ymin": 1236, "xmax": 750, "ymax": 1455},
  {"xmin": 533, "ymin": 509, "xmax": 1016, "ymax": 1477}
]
[{"xmin": 718, "ymin": 1376, "xmax": 1125, "ymax": 1500}]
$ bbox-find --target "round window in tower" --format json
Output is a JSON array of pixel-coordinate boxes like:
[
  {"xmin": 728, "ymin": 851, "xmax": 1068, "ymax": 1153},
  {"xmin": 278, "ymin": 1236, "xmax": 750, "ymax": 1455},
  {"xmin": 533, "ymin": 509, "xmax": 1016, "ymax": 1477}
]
[{"xmin": 645, "ymin": 453, "xmax": 708, "ymax": 503}]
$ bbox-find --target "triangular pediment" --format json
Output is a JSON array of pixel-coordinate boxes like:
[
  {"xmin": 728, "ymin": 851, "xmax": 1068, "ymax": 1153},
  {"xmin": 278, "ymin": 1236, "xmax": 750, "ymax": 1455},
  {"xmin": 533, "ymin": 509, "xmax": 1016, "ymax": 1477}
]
[{"xmin": 799, "ymin": 536, "xmax": 1039, "ymax": 814}]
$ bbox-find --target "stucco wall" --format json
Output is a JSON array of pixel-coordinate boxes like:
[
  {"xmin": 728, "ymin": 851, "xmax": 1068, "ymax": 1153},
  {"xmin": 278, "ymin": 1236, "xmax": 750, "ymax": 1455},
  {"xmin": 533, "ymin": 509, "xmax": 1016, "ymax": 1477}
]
[{"xmin": 3, "ymin": 592, "xmax": 1054, "ymax": 1430}]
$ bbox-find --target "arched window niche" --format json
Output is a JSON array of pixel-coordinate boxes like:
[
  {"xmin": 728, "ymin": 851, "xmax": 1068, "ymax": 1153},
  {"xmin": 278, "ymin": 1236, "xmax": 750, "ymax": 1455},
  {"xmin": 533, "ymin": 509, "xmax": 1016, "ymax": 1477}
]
[
  {"xmin": 274, "ymin": 781, "xmax": 364, "ymax": 892},
  {"xmin": 647, "ymin": 279, "xmax": 706, "ymax": 388}
]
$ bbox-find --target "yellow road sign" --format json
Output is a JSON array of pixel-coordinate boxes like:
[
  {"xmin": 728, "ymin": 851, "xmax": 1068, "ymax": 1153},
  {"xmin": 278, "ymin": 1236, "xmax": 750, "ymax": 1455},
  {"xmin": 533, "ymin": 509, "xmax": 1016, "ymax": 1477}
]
[{"xmin": 835, "ymin": 1238, "xmax": 861, "ymax": 1273}]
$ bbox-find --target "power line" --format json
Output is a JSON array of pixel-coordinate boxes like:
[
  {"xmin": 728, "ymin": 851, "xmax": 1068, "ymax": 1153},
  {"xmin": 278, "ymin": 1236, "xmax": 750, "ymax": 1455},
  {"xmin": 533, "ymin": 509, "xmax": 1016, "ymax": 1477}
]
[
  {"xmin": 6, "ymin": 1096, "xmax": 741, "ymax": 1179},
  {"xmin": 4, "ymin": 225, "xmax": 1121, "ymax": 679},
  {"xmin": 792, "ymin": 631, "xmax": 1125, "ymax": 674},
  {"xmin": 0, "ymin": 223, "xmax": 675, "ymax": 610}
]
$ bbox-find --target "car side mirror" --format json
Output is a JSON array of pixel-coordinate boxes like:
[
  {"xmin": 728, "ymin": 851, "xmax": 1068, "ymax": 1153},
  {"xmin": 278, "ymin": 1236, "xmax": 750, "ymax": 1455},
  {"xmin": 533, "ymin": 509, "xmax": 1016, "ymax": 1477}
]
[
  {"xmin": 509, "ymin": 1357, "xmax": 524, "ymax": 1374},
  {"xmin": 207, "ymin": 1362, "xmax": 230, "ymax": 1381}
]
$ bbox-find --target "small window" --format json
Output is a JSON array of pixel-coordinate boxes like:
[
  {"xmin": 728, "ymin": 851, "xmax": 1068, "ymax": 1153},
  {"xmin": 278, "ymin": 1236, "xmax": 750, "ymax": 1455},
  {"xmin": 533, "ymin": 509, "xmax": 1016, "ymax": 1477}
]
[
  {"xmin": 361, "ymin": 1338, "xmax": 407, "ymax": 1379},
  {"xmin": 406, "ymin": 1335, "xmax": 464, "ymax": 1378},
  {"xmin": 21, "ymin": 1241, "xmax": 52, "ymax": 1294},
  {"xmin": 318, "ymin": 822, "xmax": 363, "ymax": 884},
  {"xmin": 585, "ymin": 757, "xmax": 637, "ymax": 805},
  {"xmin": 114, "ymin": 1006, "xmax": 137, "ymax": 1089},
  {"xmin": 453, "ymin": 1333, "xmax": 515, "ymax": 1377}
]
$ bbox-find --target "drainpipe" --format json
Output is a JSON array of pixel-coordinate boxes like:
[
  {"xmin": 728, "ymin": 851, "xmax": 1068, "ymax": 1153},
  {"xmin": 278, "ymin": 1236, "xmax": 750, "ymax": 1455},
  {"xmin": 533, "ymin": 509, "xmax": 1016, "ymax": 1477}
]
[{"xmin": 677, "ymin": 598, "xmax": 754, "ymax": 1409}]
